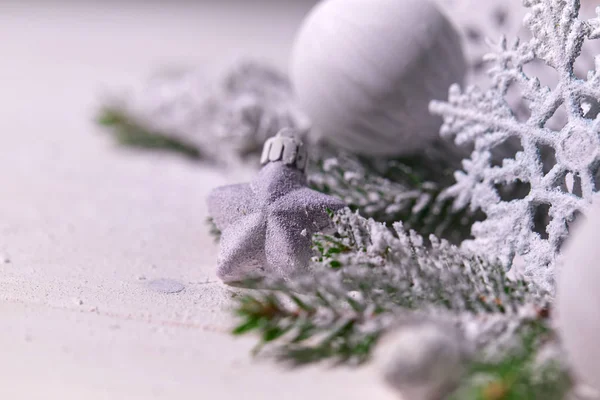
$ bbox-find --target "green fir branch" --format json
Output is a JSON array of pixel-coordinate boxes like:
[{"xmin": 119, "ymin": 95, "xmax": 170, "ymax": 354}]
[
  {"xmin": 450, "ymin": 321, "xmax": 571, "ymax": 400},
  {"xmin": 97, "ymin": 108, "xmax": 203, "ymax": 161},
  {"xmin": 307, "ymin": 146, "xmax": 482, "ymax": 244},
  {"xmin": 206, "ymin": 217, "xmax": 221, "ymax": 242},
  {"xmin": 232, "ymin": 291, "xmax": 382, "ymax": 365},
  {"xmin": 231, "ymin": 210, "xmax": 545, "ymax": 366}
]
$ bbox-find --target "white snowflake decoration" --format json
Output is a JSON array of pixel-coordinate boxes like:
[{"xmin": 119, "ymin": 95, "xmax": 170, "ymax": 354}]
[
  {"xmin": 431, "ymin": 0, "xmax": 600, "ymax": 293},
  {"xmin": 436, "ymin": 0, "xmax": 600, "ymax": 87}
]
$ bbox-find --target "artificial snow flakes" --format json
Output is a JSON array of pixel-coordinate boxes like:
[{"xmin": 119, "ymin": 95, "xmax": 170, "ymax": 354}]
[
  {"xmin": 430, "ymin": 0, "xmax": 600, "ymax": 293},
  {"xmin": 207, "ymin": 130, "xmax": 345, "ymax": 284}
]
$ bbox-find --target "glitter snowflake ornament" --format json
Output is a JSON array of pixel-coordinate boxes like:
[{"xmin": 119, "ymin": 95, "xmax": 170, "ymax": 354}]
[
  {"xmin": 207, "ymin": 129, "xmax": 346, "ymax": 284},
  {"xmin": 431, "ymin": 0, "xmax": 600, "ymax": 293}
]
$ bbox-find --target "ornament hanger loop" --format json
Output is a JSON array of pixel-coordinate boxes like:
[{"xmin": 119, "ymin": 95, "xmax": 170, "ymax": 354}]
[{"xmin": 260, "ymin": 128, "xmax": 308, "ymax": 172}]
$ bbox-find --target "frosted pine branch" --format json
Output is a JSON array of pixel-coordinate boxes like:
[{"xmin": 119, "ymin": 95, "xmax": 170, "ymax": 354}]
[
  {"xmin": 98, "ymin": 62, "xmax": 309, "ymax": 165},
  {"xmin": 307, "ymin": 145, "xmax": 476, "ymax": 243},
  {"xmin": 233, "ymin": 209, "xmax": 550, "ymax": 365}
]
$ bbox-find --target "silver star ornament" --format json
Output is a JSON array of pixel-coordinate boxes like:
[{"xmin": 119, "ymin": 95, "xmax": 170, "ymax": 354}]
[{"xmin": 207, "ymin": 130, "xmax": 346, "ymax": 284}]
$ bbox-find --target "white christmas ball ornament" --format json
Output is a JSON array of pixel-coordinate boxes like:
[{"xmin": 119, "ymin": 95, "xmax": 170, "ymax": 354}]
[
  {"xmin": 375, "ymin": 322, "xmax": 469, "ymax": 400},
  {"xmin": 557, "ymin": 203, "xmax": 600, "ymax": 391},
  {"xmin": 291, "ymin": 0, "xmax": 466, "ymax": 156}
]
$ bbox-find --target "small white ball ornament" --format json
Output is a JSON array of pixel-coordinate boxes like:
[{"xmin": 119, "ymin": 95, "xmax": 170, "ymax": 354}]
[
  {"xmin": 375, "ymin": 322, "xmax": 470, "ymax": 400},
  {"xmin": 557, "ymin": 203, "xmax": 600, "ymax": 391},
  {"xmin": 290, "ymin": 0, "xmax": 467, "ymax": 156}
]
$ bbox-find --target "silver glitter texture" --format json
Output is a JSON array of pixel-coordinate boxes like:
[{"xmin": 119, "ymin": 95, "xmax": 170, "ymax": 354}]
[{"xmin": 208, "ymin": 132, "xmax": 346, "ymax": 284}]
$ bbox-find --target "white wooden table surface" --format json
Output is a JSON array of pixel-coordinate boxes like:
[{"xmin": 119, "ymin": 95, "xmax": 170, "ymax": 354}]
[{"xmin": 0, "ymin": 2, "xmax": 395, "ymax": 399}]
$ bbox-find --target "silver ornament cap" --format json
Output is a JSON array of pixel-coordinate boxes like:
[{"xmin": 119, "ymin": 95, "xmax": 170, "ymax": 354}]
[{"xmin": 260, "ymin": 128, "xmax": 308, "ymax": 171}]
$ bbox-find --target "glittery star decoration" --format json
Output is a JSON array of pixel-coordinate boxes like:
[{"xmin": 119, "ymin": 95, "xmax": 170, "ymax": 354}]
[{"xmin": 207, "ymin": 130, "xmax": 346, "ymax": 284}]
